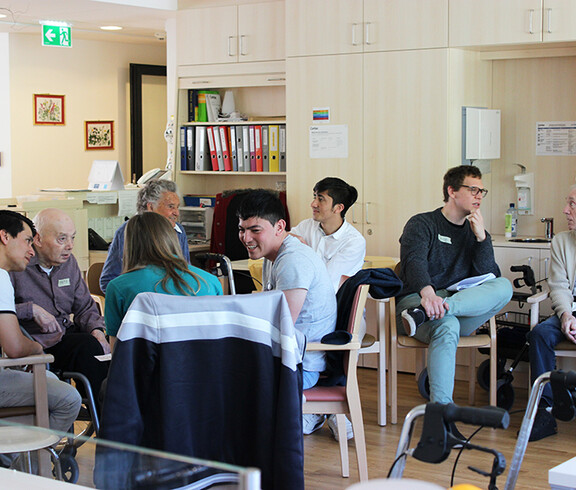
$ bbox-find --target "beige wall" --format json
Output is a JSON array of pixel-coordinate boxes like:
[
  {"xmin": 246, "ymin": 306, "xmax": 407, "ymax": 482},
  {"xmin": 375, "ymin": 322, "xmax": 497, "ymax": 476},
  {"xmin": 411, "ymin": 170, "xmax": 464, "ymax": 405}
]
[
  {"xmin": 491, "ymin": 55, "xmax": 576, "ymax": 237},
  {"xmin": 9, "ymin": 34, "xmax": 166, "ymax": 196}
]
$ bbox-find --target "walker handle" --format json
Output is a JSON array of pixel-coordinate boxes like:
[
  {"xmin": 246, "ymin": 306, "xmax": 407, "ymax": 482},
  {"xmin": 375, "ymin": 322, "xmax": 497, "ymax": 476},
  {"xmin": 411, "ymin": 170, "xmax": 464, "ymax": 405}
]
[{"xmin": 443, "ymin": 404, "xmax": 510, "ymax": 429}]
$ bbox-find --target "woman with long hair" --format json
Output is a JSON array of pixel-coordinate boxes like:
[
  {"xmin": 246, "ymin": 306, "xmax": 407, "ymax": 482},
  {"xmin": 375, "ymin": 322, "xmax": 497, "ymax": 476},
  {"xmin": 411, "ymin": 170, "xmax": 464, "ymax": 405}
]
[{"xmin": 104, "ymin": 212, "xmax": 222, "ymax": 348}]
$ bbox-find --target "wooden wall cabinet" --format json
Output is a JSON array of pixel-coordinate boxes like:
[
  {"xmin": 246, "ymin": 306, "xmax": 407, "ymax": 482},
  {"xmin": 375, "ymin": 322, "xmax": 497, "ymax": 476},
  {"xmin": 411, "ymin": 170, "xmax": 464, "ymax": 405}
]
[
  {"xmin": 286, "ymin": 0, "xmax": 448, "ymax": 57},
  {"xmin": 449, "ymin": 0, "xmax": 576, "ymax": 47},
  {"xmin": 286, "ymin": 48, "xmax": 491, "ymax": 258},
  {"xmin": 177, "ymin": 2, "xmax": 285, "ymax": 66}
]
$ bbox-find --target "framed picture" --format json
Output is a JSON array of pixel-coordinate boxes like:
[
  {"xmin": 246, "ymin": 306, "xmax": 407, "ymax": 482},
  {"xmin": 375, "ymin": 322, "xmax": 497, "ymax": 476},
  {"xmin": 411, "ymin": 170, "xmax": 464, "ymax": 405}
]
[
  {"xmin": 85, "ymin": 120, "xmax": 114, "ymax": 150},
  {"xmin": 34, "ymin": 94, "xmax": 65, "ymax": 125}
]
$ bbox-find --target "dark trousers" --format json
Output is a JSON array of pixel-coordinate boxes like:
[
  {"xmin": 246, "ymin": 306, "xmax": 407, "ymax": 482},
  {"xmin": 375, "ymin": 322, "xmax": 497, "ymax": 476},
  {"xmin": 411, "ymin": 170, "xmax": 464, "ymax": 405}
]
[
  {"xmin": 527, "ymin": 315, "xmax": 565, "ymax": 406},
  {"xmin": 46, "ymin": 331, "xmax": 109, "ymax": 409}
]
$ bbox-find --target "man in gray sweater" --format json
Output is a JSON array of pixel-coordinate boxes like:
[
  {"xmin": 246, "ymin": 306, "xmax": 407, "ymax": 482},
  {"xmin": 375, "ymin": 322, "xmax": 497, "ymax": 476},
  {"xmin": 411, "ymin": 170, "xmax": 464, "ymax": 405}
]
[{"xmin": 397, "ymin": 166, "xmax": 512, "ymax": 411}]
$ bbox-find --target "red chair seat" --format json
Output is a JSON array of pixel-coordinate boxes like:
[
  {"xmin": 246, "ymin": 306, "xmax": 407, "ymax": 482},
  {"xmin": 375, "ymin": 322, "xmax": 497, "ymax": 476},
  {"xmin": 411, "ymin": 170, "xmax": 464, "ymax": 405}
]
[{"xmin": 303, "ymin": 385, "xmax": 346, "ymax": 402}]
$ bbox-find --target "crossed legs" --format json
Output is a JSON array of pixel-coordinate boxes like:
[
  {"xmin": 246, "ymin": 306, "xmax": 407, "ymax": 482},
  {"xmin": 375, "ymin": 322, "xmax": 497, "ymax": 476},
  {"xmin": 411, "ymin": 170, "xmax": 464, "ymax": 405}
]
[{"xmin": 397, "ymin": 277, "xmax": 512, "ymax": 403}]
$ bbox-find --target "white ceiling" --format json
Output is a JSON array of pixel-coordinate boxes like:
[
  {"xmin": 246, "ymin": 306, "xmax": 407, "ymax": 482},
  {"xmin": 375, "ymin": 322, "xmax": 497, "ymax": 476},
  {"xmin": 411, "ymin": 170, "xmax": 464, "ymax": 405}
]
[{"xmin": 0, "ymin": 0, "xmax": 178, "ymax": 44}]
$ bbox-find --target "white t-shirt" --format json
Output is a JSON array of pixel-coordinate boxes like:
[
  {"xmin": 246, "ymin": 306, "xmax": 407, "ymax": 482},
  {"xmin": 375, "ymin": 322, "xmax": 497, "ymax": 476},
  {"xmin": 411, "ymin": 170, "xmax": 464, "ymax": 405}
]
[
  {"xmin": 0, "ymin": 268, "xmax": 16, "ymax": 314},
  {"xmin": 290, "ymin": 218, "xmax": 366, "ymax": 292}
]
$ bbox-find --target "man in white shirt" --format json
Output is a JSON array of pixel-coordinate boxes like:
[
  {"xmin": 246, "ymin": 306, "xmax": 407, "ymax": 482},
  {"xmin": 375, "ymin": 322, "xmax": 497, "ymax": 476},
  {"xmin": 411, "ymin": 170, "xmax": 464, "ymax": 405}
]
[
  {"xmin": 290, "ymin": 177, "xmax": 366, "ymax": 292},
  {"xmin": 0, "ymin": 210, "xmax": 81, "ymax": 434}
]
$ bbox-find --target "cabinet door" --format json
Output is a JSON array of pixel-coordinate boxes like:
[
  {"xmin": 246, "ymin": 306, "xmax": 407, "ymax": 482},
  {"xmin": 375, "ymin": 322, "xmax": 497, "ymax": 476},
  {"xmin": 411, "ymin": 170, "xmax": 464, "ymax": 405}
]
[
  {"xmin": 286, "ymin": 54, "xmax": 364, "ymax": 229},
  {"xmin": 363, "ymin": 0, "xmax": 448, "ymax": 52},
  {"xmin": 543, "ymin": 0, "xmax": 576, "ymax": 42},
  {"xmin": 285, "ymin": 0, "xmax": 364, "ymax": 57},
  {"xmin": 449, "ymin": 0, "xmax": 543, "ymax": 47},
  {"xmin": 363, "ymin": 49, "xmax": 448, "ymax": 257},
  {"xmin": 177, "ymin": 6, "xmax": 237, "ymax": 66},
  {"xmin": 238, "ymin": 2, "xmax": 285, "ymax": 62}
]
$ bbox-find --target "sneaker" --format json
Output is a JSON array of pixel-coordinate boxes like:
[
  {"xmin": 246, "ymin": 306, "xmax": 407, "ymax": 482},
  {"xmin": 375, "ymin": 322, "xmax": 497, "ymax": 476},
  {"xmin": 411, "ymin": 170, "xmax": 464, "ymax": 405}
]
[
  {"xmin": 528, "ymin": 407, "xmax": 557, "ymax": 442},
  {"xmin": 303, "ymin": 414, "xmax": 326, "ymax": 435},
  {"xmin": 401, "ymin": 307, "xmax": 429, "ymax": 336},
  {"xmin": 327, "ymin": 414, "xmax": 354, "ymax": 441}
]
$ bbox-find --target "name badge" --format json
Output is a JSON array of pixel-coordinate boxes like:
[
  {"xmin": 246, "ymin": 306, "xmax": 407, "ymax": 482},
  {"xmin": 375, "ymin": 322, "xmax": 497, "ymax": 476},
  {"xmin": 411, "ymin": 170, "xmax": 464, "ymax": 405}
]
[
  {"xmin": 438, "ymin": 234, "xmax": 452, "ymax": 245},
  {"xmin": 58, "ymin": 278, "xmax": 71, "ymax": 287}
]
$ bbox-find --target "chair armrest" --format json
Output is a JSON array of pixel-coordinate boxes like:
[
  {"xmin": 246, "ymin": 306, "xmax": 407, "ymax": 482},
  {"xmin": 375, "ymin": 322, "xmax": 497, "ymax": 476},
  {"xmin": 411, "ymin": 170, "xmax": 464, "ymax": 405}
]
[
  {"xmin": 0, "ymin": 354, "xmax": 54, "ymax": 368},
  {"xmin": 305, "ymin": 341, "xmax": 361, "ymax": 352},
  {"xmin": 527, "ymin": 290, "xmax": 549, "ymax": 304}
]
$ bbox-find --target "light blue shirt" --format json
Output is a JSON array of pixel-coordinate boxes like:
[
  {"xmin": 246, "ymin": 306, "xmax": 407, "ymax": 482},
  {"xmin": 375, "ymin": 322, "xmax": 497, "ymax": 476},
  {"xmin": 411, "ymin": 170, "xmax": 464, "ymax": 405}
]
[{"xmin": 262, "ymin": 234, "xmax": 337, "ymax": 372}]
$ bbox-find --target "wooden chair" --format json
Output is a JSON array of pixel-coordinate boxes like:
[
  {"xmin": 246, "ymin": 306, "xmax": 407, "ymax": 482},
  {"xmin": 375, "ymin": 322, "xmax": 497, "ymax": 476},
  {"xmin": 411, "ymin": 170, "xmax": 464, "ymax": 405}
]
[
  {"xmin": 303, "ymin": 284, "xmax": 370, "ymax": 481},
  {"xmin": 86, "ymin": 262, "xmax": 105, "ymax": 312},
  {"xmin": 359, "ymin": 256, "xmax": 400, "ymax": 426},
  {"xmin": 0, "ymin": 353, "xmax": 62, "ymax": 478},
  {"xmin": 389, "ymin": 299, "xmax": 498, "ymax": 425}
]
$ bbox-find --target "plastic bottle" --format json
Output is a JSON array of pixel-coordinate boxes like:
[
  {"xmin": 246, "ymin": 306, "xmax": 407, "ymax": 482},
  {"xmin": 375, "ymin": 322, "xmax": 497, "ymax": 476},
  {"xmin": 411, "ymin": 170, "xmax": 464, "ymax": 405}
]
[{"xmin": 505, "ymin": 203, "xmax": 518, "ymax": 238}]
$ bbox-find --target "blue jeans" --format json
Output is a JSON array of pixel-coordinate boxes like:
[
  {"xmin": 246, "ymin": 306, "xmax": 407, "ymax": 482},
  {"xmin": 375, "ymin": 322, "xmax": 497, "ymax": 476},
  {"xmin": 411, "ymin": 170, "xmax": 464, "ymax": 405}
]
[
  {"xmin": 527, "ymin": 315, "xmax": 566, "ymax": 406},
  {"xmin": 396, "ymin": 277, "xmax": 513, "ymax": 403},
  {"xmin": 303, "ymin": 370, "xmax": 320, "ymax": 390}
]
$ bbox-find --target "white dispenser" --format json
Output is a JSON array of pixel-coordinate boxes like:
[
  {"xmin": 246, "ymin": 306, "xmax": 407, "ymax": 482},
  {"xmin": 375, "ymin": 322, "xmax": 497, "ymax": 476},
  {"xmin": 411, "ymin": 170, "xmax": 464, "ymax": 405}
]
[{"xmin": 513, "ymin": 164, "xmax": 534, "ymax": 215}]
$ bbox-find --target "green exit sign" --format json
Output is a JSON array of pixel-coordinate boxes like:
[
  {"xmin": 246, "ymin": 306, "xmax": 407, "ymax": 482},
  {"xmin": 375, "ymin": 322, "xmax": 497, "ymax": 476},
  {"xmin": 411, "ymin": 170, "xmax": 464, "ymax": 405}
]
[{"xmin": 42, "ymin": 25, "xmax": 72, "ymax": 47}]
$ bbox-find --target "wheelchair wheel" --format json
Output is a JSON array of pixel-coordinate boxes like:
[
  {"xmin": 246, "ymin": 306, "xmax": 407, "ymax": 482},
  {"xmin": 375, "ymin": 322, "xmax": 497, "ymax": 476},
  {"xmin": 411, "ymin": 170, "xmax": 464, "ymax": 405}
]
[
  {"xmin": 59, "ymin": 453, "xmax": 79, "ymax": 484},
  {"xmin": 496, "ymin": 379, "xmax": 515, "ymax": 412},
  {"xmin": 477, "ymin": 357, "xmax": 506, "ymax": 391},
  {"xmin": 417, "ymin": 368, "xmax": 431, "ymax": 401}
]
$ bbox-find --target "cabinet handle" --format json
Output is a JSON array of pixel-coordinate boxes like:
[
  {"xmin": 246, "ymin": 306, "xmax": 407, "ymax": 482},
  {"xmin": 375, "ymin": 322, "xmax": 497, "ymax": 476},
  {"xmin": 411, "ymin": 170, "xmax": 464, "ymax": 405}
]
[
  {"xmin": 365, "ymin": 22, "xmax": 373, "ymax": 45},
  {"xmin": 191, "ymin": 80, "xmax": 211, "ymax": 84},
  {"xmin": 365, "ymin": 202, "xmax": 372, "ymax": 224},
  {"xmin": 351, "ymin": 23, "xmax": 360, "ymax": 46},
  {"xmin": 228, "ymin": 36, "xmax": 236, "ymax": 57},
  {"xmin": 528, "ymin": 9, "xmax": 535, "ymax": 34},
  {"xmin": 351, "ymin": 206, "xmax": 358, "ymax": 224},
  {"xmin": 544, "ymin": 257, "xmax": 550, "ymax": 279},
  {"xmin": 240, "ymin": 35, "xmax": 247, "ymax": 56},
  {"xmin": 266, "ymin": 77, "xmax": 286, "ymax": 82},
  {"xmin": 547, "ymin": 8, "xmax": 553, "ymax": 33}
]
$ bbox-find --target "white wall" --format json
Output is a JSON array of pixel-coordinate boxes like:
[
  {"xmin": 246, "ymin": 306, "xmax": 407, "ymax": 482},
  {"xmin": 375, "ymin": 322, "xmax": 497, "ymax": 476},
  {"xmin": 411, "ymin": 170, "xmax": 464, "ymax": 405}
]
[
  {"xmin": 8, "ymin": 33, "xmax": 166, "ymax": 196},
  {"xmin": 0, "ymin": 34, "xmax": 11, "ymax": 197}
]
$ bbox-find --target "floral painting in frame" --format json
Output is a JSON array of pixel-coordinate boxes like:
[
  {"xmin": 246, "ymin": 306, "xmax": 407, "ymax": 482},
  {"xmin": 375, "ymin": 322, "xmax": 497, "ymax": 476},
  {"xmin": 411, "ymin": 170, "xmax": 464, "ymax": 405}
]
[
  {"xmin": 34, "ymin": 94, "xmax": 65, "ymax": 125},
  {"xmin": 85, "ymin": 120, "xmax": 114, "ymax": 150}
]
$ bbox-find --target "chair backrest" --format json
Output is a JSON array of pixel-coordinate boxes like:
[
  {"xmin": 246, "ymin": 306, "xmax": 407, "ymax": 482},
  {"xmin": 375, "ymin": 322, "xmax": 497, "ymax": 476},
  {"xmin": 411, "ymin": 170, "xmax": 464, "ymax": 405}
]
[
  {"xmin": 87, "ymin": 262, "xmax": 105, "ymax": 297},
  {"xmin": 348, "ymin": 284, "xmax": 370, "ymax": 340}
]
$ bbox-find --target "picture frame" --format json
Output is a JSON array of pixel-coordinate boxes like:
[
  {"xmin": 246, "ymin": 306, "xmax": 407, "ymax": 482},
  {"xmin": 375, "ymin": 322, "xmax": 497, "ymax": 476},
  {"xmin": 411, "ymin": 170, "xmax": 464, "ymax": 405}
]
[
  {"xmin": 85, "ymin": 120, "xmax": 114, "ymax": 150},
  {"xmin": 34, "ymin": 94, "xmax": 65, "ymax": 125}
]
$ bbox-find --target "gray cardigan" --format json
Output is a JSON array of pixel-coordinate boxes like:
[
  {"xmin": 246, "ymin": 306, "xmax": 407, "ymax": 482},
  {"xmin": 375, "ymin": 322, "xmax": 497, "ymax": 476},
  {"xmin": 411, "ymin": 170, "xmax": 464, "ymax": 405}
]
[{"xmin": 548, "ymin": 230, "xmax": 576, "ymax": 319}]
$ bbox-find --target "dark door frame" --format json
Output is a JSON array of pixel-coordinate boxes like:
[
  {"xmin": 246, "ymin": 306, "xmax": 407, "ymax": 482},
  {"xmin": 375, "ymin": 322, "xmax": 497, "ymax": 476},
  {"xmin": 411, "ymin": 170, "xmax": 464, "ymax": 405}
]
[{"xmin": 129, "ymin": 63, "xmax": 167, "ymax": 181}]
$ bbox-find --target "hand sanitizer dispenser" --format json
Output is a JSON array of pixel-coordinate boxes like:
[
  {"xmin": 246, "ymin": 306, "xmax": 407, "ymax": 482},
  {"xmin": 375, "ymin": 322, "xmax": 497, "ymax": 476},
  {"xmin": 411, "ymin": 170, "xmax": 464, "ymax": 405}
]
[{"xmin": 513, "ymin": 164, "xmax": 534, "ymax": 215}]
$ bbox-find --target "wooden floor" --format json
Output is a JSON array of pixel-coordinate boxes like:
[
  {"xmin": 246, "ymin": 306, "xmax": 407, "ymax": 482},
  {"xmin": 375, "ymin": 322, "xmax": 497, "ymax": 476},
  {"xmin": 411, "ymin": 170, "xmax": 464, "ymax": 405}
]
[{"xmin": 72, "ymin": 368, "xmax": 576, "ymax": 489}]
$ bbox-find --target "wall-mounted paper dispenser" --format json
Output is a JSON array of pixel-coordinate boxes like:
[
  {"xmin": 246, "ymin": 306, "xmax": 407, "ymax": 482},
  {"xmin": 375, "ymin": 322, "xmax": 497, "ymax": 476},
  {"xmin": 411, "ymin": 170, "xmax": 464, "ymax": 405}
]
[{"xmin": 462, "ymin": 107, "xmax": 501, "ymax": 165}]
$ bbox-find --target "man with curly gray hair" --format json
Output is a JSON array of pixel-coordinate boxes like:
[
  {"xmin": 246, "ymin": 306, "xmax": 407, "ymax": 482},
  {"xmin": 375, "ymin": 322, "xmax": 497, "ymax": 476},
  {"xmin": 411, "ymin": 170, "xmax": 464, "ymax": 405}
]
[{"xmin": 99, "ymin": 179, "xmax": 190, "ymax": 292}]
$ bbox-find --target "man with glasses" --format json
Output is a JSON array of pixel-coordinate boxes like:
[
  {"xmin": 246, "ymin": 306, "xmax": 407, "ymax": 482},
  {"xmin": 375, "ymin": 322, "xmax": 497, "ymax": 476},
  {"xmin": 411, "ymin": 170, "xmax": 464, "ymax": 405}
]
[
  {"xmin": 396, "ymin": 166, "xmax": 512, "ymax": 419},
  {"xmin": 10, "ymin": 208, "xmax": 109, "ymax": 409},
  {"xmin": 526, "ymin": 185, "xmax": 576, "ymax": 441}
]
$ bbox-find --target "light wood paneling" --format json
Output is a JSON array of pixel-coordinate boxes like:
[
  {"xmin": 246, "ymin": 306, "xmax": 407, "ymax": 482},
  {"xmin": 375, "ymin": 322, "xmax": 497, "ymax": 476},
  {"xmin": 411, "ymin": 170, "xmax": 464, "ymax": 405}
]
[{"xmin": 491, "ymin": 56, "xmax": 576, "ymax": 237}]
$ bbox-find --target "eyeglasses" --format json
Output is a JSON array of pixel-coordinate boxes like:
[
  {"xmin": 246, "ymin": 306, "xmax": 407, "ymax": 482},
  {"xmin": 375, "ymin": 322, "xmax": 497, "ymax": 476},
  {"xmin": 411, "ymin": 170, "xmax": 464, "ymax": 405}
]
[{"xmin": 460, "ymin": 185, "xmax": 488, "ymax": 198}]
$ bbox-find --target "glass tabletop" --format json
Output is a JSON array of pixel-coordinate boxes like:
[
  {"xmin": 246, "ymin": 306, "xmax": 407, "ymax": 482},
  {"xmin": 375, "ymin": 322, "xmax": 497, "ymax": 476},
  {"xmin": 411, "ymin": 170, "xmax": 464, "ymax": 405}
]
[{"xmin": 0, "ymin": 419, "xmax": 260, "ymax": 489}]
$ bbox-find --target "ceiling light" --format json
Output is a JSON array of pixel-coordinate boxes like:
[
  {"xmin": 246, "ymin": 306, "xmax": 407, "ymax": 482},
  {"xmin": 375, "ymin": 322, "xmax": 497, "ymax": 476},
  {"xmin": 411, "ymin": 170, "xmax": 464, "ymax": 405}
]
[
  {"xmin": 100, "ymin": 25, "xmax": 122, "ymax": 31},
  {"xmin": 0, "ymin": 14, "xmax": 7, "ymax": 19}
]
